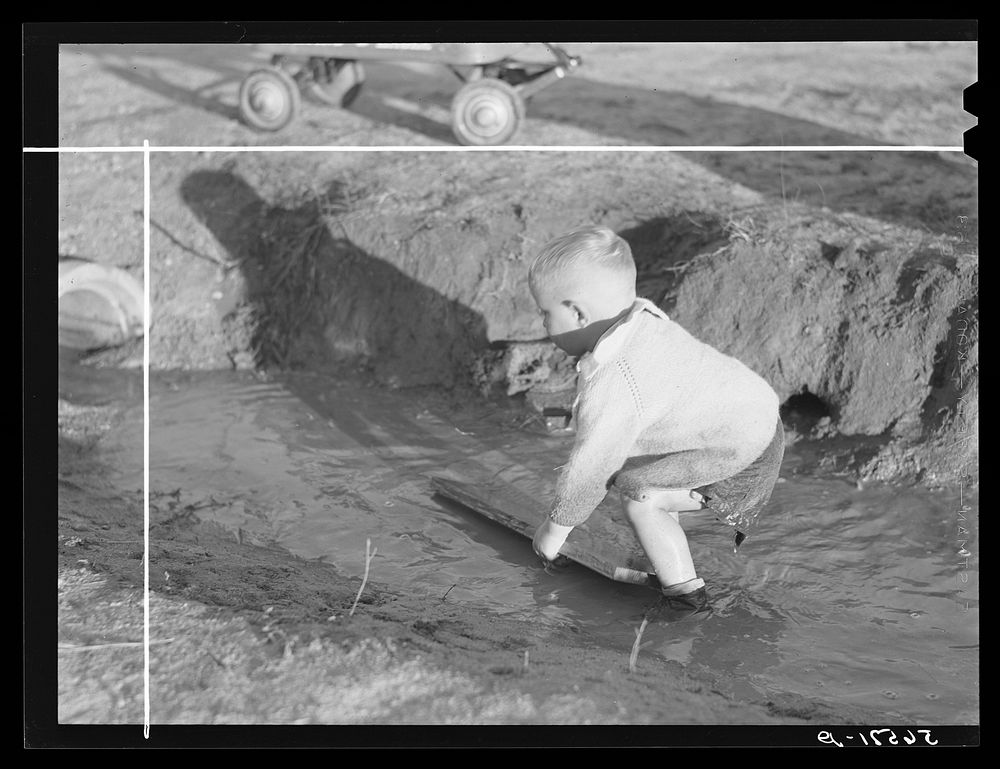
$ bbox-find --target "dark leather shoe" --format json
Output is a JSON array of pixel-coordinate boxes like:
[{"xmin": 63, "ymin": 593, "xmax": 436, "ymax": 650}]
[{"xmin": 645, "ymin": 586, "xmax": 712, "ymax": 622}]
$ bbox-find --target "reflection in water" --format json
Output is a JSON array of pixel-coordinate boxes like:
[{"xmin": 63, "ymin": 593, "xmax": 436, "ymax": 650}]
[{"xmin": 145, "ymin": 370, "xmax": 978, "ymax": 724}]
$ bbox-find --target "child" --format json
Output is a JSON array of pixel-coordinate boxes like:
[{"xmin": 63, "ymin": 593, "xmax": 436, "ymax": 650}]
[{"xmin": 528, "ymin": 226, "xmax": 784, "ymax": 619}]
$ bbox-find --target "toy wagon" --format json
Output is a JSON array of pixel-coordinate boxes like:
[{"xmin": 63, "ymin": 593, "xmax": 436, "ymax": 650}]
[{"xmin": 237, "ymin": 43, "xmax": 582, "ymax": 145}]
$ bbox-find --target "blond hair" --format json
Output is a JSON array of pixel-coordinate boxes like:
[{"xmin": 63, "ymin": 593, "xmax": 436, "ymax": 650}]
[{"xmin": 528, "ymin": 226, "xmax": 636, "ymax": 296}]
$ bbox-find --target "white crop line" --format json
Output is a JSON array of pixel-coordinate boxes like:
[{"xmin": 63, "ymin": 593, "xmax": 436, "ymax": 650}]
[
  {"xmin": 24, "ymin": 144, "xmax": 965, "ymax": 153},
  {"xmin": 142, "ymin": 139, "xmax": 151, "ymax": 740}
]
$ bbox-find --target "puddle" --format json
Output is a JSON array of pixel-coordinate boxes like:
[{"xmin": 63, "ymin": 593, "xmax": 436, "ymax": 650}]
[{"xmin": 142, "ymin": 369, "xmax": 978, "ymax": 723}]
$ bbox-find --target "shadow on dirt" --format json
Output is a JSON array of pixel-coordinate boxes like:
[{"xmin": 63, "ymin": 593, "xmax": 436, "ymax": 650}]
[
  {"xmin": 619, "ymin": 213, "xmax": 730, "ymax": 311},
  {"xmin": 346, "ymin": 96, "xmax": 457, "ymax": 144},
  {"xmin": 99, "ymin": 62, "xmax": 241, "ymax": 123},
  {"xmin": 688, "ymin": 149, "xmax": 977, "ymax": 245},
  {"xmin": 179, "ymin": 170, "xmax": 490, "ymax": 386},
  {"xmin": 535, "ymin": 76, "xmax": 879, "ymax": 146}
]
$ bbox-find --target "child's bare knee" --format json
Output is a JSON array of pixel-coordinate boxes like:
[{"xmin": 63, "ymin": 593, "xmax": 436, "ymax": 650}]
[
  {"xmin": 621, "ymin": 495, "xmax": 656, "ymax": 522},
  {"xmin": 623, "ymin": 488, "xmax": 703, "ymax": 515},
  {"xmin": 649, "ymin": 488, "xmax": 704, "ymax": 512}
]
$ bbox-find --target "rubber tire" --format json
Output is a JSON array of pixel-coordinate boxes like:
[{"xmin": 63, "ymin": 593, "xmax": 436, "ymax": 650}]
[
  {"xmin": 451, "ymin": 78, "xmax": 526, "ymax": 146},
  {"xmin": 238, "ymin": 67, "xmax": 301, "ymax": 132},
  {"xmin": 305, "ymin": 60, "xmax": 365, "ymax": 109}
]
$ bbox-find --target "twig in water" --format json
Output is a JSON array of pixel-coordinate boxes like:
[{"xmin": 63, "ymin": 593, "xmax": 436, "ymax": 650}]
[
  {"xmin": 349, "ymin": 538, "xmax": 377, "ymax": 617},
  {"xmin": 628, "ymin": 617, "xmax": 649, "ymax": 673},
  {"xmin": 909, "ymin": 660, "xmax": 941, "ymax": 686},
  {"xmin": 441, "ymin": 584, "xmax": 457, "ymax": 602}
]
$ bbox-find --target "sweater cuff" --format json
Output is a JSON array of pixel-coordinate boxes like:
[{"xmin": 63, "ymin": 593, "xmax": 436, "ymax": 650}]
[{"xmin": 548, "ymin": 508, "xmax": 591, "ymax": 528}]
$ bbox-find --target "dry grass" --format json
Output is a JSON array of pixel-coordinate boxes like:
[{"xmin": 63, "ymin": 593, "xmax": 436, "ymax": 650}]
[
  {"xmin": 349, "ymin": 538, "xmax": 378, "ymax": 617},
  {"xmin": 250, "ymin": 185, "xmax": 363, "ymax": 369},
  {"xmin": 628, "ymin": 617, "xmax": 649, "ymax": 673}
]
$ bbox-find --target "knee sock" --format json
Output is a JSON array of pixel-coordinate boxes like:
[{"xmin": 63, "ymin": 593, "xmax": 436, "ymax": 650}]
[{"xmin": 660, "ymin": 577, "xmax": 705, "ymax": 596}]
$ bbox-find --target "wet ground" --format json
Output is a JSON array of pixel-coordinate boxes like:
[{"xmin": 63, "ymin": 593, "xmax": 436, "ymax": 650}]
[{"xmin": 58, "ymin": 363, "xmax": 978, "ymax": 726}]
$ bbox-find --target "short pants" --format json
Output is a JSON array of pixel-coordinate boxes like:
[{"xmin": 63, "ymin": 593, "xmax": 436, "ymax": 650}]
[{"xmin": 611, "ymin": 418, "xmax": 786, "ymax": 545}]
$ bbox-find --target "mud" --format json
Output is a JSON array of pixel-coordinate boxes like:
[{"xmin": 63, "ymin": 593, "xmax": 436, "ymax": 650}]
[{"xmin": 58, "ymin": 363, "xmax": 928, "ymax": 729}]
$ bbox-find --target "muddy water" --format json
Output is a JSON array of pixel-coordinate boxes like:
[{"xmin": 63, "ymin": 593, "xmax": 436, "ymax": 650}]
[{"xmin": 146, "ymin": 370, "xmax": 978, "ymax": 724}]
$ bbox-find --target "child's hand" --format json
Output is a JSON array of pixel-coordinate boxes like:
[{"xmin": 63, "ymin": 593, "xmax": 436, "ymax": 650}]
[{"xmin": 532, "ymin": 518, "xmax": 574, "ymax": 572}]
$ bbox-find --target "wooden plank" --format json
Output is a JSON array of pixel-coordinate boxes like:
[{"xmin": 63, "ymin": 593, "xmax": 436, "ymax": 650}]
[{"xmin": 430, "ymin": 475, "xmax": 655, "ymax": 585}]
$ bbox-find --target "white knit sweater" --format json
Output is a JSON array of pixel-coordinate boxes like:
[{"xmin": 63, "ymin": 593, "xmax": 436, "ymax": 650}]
[{"xmin": 549, "ymin": 299, "xmax": 780, "ymax": 527}]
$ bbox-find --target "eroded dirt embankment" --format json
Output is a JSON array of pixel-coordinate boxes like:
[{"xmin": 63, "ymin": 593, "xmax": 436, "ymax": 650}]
[{"xmin": 118, "ymin": 149, "xmax": 978, "ymax": 488}]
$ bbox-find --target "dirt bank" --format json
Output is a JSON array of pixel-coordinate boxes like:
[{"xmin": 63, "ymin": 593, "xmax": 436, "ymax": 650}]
[{"xmin": 101, "ymin": 147, "xmax": 974, "ymax": 486}]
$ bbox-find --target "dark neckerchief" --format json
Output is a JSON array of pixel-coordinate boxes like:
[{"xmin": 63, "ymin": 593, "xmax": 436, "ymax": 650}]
[{"xmin": 548, "ymin": 304, "xmax": 633, "ymax": 359}]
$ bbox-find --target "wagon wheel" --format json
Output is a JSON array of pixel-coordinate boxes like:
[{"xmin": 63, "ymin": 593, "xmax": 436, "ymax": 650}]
[
  {"xmin": 305, "ymin": 59, "xmax": 366, "ymax": 109},
  {"xmin": 451, "ymin": 78, "xmax": 526, "ymax": 146},
  {"xmin": 238, "ymin": 67, "xmax": 301, "ymax": 132}
]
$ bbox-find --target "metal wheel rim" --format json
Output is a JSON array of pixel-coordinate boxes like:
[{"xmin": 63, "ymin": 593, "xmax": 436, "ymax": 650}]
[
  {"xmin": 246, "ymin": 77, "xmax": 290, "ymax": 122},
  {"xmin": 461, "ymin": 91, "xmax": 514, "ymax": 141}
]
